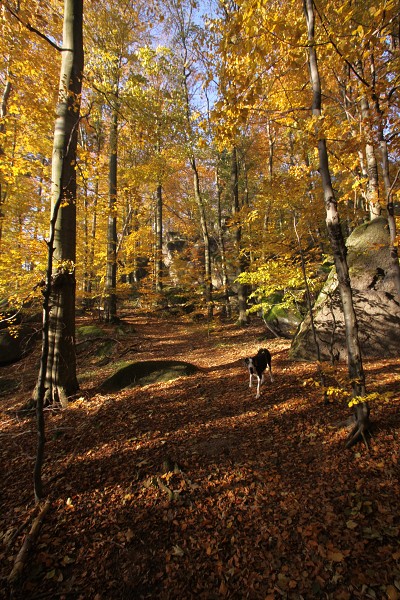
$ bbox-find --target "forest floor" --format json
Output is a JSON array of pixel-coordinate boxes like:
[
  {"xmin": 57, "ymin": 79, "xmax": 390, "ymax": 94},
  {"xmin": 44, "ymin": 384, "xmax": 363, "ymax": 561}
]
[{"xmin": 0, "ymin": 311, "xmax": 399, "ymax": 600}]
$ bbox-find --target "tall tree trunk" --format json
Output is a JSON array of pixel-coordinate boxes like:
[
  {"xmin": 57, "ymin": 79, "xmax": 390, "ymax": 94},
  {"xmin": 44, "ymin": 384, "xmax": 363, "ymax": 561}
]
[
  {"xmin": 34, "ymin": 0, "xmax": 83, "ymax": 499},
  {"xmin": 35, "ymin": 0, "xmax": 83, "ymax": 408},
  {"xmin": 231, "ymin": 146, "xmax": 249, "ymax": 325},
  {"xmin": 191, "ymin": 156, "xmax": 213, "ymax": 319},
  {"xmin": 83, "ymin": 117, "xmax": 101, "ymax": 304},
  {"xmin": 104, "ymin": 102, "xmax": 118, "ymax": 322},
  {"xmin": 155, "ymin": 183, "xmax": 163, "ymax": 294},
  {"xmin": 216, "ymin": 168, "xmax": 231, "ymax": 318},
  {"xmin": 355, "ymin": 59, "xmax": 381, "ymax": 220},
  {"xmin": 0, "ymin": 75, "xmax": 12, "ymax": 246},
  {"xmin": 379, "ymin": 133, "xmax": 400, "ymax": 298},
  {"xmin": 371, "ymin": 58, "xmax": 400, "ymax": 298},
  {"xmin": 176, "ymin": 21, "xmax": 213, "ymax": 319},
  {"xmin": 304, "ymin": 0, "xmax": 369, "ymax": 447}
]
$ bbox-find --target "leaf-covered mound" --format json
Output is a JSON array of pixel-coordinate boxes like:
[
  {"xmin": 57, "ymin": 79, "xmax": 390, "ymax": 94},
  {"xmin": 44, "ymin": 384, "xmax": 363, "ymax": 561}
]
[{"xmin": 99, "ymin": 359, "xmax": 199, "ymax": 392}]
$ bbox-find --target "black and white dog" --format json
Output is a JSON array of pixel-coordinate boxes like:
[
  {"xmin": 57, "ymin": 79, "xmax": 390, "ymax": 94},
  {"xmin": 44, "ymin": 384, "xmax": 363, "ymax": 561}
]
[{"xmin": 244, "ymin": 348, "xmax": 274, "ymax": 399}]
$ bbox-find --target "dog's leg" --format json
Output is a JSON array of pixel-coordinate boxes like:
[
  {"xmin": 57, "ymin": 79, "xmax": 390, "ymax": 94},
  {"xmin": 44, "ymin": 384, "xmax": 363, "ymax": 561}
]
[
  {"xmin": 249, "ymin": 373, "xmax": 253, "ymax": 389},
  {"xmin": 268, "ymin": 365, "xmax": 274, "ymax": 382},
  {"xmin": 256, "ymin": 376, "xmax": 261, "ymax": 398}
]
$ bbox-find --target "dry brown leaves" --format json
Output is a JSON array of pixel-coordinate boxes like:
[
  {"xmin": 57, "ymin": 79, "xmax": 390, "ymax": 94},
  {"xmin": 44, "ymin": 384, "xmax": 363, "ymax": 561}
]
[{"xmin": 0, "ymin": 312, "xmax": 399, "ymax": 600}]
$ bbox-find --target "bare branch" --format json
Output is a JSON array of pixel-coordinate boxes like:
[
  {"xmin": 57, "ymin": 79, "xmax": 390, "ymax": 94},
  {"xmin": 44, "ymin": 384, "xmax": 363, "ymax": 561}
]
[{"xmin": 1, "ymin": 1, "xmax": 62, "ymax": 51}]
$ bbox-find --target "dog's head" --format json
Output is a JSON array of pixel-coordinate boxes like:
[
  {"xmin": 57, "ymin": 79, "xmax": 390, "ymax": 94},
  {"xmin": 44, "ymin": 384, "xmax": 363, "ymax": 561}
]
[{"xmin": 244, "ymin": 357, "xmax": 255, "ymax": 374}]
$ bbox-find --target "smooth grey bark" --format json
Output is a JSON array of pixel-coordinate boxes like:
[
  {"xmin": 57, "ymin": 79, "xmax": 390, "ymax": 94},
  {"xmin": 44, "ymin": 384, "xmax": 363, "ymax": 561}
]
[
  {"xmin": 355, "ymin": 59, "xmax": 381, "ymax": 220},
  {"xmin": 34, "ymin": 0, "xmax": 83, "ymax": 500},
  {"xmin": 304, "ymin": 0, "xmax": 369, "ymax": 447},
  {"xmin": 371, "ymin": 57, "xmax": 400, "ymax": 298},
  {"xmin": 35, "ymin": 0, "xmax": 83, "ymax": 409}
]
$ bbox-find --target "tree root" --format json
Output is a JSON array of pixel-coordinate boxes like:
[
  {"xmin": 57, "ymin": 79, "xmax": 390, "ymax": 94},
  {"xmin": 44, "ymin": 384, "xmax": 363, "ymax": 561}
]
[{"xmin": 345, "ymin": 402, "xmax": 371, "ymax": 450}]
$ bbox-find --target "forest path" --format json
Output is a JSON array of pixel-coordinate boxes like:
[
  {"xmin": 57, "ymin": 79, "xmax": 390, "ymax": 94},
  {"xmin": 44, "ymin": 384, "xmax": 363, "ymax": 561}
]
[{"xmin": 0, "ymin": 312, "xmax": 399, "ymax": 600}]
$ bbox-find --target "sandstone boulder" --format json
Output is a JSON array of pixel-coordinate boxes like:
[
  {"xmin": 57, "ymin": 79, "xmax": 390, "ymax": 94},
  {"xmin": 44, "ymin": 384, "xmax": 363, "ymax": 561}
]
[{"xmin": 290, "ymin": 217, "xmax": 400, "ymax": 361}]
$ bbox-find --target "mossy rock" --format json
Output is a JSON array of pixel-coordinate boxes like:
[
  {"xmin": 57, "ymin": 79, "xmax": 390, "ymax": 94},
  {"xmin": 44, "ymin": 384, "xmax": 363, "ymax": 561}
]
[
  {"xmin": 76, "ymin": 325, "xmax": 105, "ymax": 340},
  {"xmin": 99, "ymin": 360, "xmax": 199, "ymax": 393}
]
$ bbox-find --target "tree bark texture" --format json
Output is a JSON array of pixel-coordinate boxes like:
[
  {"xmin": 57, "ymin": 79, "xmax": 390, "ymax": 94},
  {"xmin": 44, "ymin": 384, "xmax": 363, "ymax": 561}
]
[
  {"xmin": 0, "ymin": 76, "xmax": 12, "ymax": 246},
  {"xmin": 373, "ymin": 90, "xmax": 400, "ymax": 297},
  {"xmin": 104, "ymin": 103, "xmax": 118, "ymax": 322},
  {"xmin": 304, "ymin": 0, "xmax": 369, "ymax": 445},
  {"xmin": 155, "ymin": 183, "xmax": 163, "ymax": 293},
  {"xmin": 231, "ymin": 147, "xmax": 249, "ymax": 325},
  {"xmin": 355, "ymin": 59, "xmax": 381, "ymax": 220},
  {"xmin": 216, "ymin": 168, "xmax": 231, "ymax": 318},
  {"xmin": 39, "ymin": 0, "xmax": 83, "ymax": 406},
  {"xmin": 191, "ymin": 157, "xmax": 213, "ymax": 319}
]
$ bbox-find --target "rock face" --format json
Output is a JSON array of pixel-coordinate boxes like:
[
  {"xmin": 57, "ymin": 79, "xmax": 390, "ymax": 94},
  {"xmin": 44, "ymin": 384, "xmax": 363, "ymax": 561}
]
[{"xmin": 290, "ymin": 217, "xmax": 400, "ymax": 361}]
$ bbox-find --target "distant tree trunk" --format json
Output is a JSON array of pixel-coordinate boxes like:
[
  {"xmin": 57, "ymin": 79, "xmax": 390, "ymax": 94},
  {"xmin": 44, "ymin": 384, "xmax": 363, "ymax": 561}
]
[
  {"xmin": 231, "ymin": 146, "xmax": 249, "ymax": 325},
  {"xmin": 304, "ymin": 0, "xmax": 369, "ymax": 447},
  {"xmin": 104, "ymin": 100, "xmax": 118, "ymax": 322},
  {"xmin": 379, "ymin": 134, "xmax": 400, "ymax": 298},
  {"xmin": 191, "ymin": 156, "xmax": 213, "ymax": 319},
  {"xmin": 155, "ymin": 182, "xmax": 163, "ymax": 293},
  {"xmin": 371, "ymin": 57, "xmax": 400, "ymax": 298},
  {"xmin": 174, "ymin": 13, "xmax": 213, "ymax": 319},
  {"xmin": 216, "ymin": 168, "xmax": 231, "ymax": 318},
  {"xmin": 83, "ymin": 179, "xmax": 98, "ymax": 300},
  {"xmin": 0, "ymin": 75, "xmax": 12, "ymax": 246},
  {"xmin": 83, "ymin": 115, "xmax": 101, "ymax": 304},
  {"xmin": 355, "ymin": 59, "xmax": 381, "ymax": 220}
]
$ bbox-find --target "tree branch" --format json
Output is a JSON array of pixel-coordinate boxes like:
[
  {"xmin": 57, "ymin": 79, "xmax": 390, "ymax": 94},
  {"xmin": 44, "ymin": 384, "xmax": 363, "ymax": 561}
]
[{"xmin": 1, "ymin": 1, "xmax": 62, "ymax": 51}]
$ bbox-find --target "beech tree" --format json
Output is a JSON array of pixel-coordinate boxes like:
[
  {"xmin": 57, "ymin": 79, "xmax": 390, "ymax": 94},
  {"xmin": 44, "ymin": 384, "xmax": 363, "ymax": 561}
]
[
  {"xmin": 33, "ymin": 0, "xmax": 83, "ymax": 502},
  {"xmin": 34, "ymin": 0, "xmax": 84, "ymax": 408},
  {"xmin": 303, "ymin": 0, "xmax": 369, "ymax": 446}
]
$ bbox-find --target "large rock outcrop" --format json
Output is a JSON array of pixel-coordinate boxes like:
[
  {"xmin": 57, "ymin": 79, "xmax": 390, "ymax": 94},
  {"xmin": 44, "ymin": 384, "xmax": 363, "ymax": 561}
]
[{"xmin": 290, "ymin": 217, "xmax": 400, "ymax": 361}]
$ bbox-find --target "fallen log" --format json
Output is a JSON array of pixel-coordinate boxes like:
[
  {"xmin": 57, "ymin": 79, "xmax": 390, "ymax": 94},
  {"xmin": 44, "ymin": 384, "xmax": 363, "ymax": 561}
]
[{"xmin": 8, "ymin": 499, "xmax": 51, "ymax": 584}]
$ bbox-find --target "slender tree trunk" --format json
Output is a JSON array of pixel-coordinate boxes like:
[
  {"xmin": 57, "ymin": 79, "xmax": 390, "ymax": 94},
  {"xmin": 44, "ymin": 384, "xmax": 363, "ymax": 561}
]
[
  {"xmin": 216, "ymin": 168, "xmax": 231, "ymax": 318},
  {"xmin": 371, "ymin": 59, "xmax": 400, "ymax": 298},
  {"xmin": 177, "ymin": 27, "xmax": 213, "ymax": 319},
  {"xmin": 0, "ymin": 75, "xmax": 12, "ymax": 246},
  {"xmin": 104, "ymin": 101, "xmax": 118, "ymax": 322},
  {"xmin": 83, "ymin": 122, "xmax": 101, "ymax": 304},
  {"xmin": 355, "ymin": 59, "xmax": 381, "ymax": 220},
  {"xmin": 380, "ymin": 136, "xmax": 400, "ymax": 298},
  {"xmin": 294, "ymin": 214, "xmax": 327, "ymax": 401},
  {"xmin": 304, "ymin": 0, "xmax": 369, "ymax": 447},
  {"xmin": 191, "ymin": 156, "xmax": 213, "ymax": 318},
  {"xmin": 155, "ymin": 183, "xmax": 163, "ymax": 293},
  {"xmin": 231, "ymin": 147, "xmax": 248, "ymax": 325}
]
